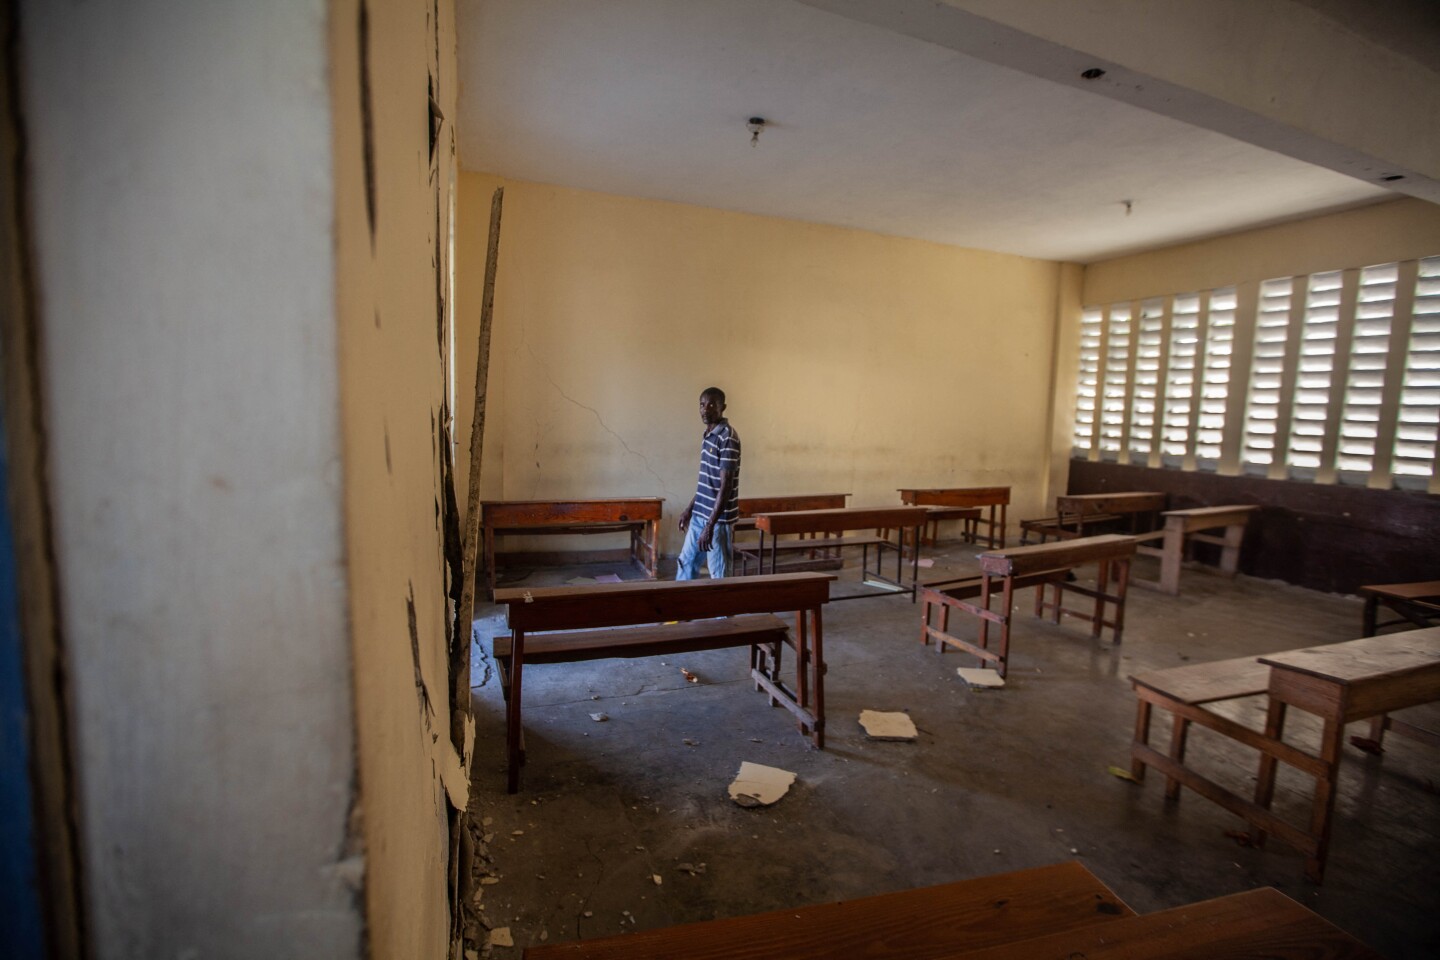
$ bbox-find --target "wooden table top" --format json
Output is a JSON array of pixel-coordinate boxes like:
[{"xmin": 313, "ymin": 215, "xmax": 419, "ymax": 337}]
[
  {"xmin": 1359, "ymin": 580, "xmax": 1440, "ymax": 600},
  {"xmin": 482, "ymin": 498, "xmax": 665, "ymax": 525},
  {"xmin": 1162, "ymin": 504, "xmax": 1259, "ymax": 518},
  {"xmin": 1258, "ymin": 628, "xmax": 1440, "ymax": 685},
  {"xmin": 754, "ymin": 505, "xmax": 930, "ymax": 535}
]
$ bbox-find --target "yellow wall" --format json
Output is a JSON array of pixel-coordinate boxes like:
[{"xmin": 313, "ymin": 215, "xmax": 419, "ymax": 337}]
[
  {"xmin": 457, "ymin": 173, "xmax": 1069, "ymax": 553},
  {"xmin": 1082, "ymin": 197, "xmax": 1440, "ymax": 305},
  {"xmin": 333, "ymin": 1, "xmax": 461, "ymax": 957}
]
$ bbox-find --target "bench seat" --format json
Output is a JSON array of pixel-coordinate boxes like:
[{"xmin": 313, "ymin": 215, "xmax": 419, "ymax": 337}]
[{"xmin": 493, "ymin": 614, "xmax": 789, "ymax": 665}]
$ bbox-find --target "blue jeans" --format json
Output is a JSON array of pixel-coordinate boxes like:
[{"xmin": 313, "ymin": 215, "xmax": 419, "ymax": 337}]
[{"xmin": 675, "ymin": 521, "xmax": 733, "ymax": 579}]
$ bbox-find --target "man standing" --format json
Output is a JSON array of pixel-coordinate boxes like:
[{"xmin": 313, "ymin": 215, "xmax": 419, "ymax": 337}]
[{"xmin": 677, "ymin": 387, "xmax": 741, "ymax": 579}]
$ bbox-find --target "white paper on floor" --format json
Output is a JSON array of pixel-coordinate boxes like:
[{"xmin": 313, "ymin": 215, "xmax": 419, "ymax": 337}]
[
  {"xmin": 594, "ymin": 573, "xmax": 622, "ymax": 583},
  {"xmin": 858, "ymin": 709, "xmax": 917, "ymax": 741},
  {"xmin": 728, "ymin": 761, "xmax": 796, "ymax": 807},
  {"xmin": 957, "ymin": 667, "xmax": 1005, "ymax": 688}
]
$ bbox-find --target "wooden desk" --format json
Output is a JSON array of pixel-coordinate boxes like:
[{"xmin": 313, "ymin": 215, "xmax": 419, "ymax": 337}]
[
  {"xmin": 493, "ymin": 573, "xmax": 833, "ymax": 792},
  {"xmin": 1131, "ymin": 629, "xmax": 1440, "ymax": 884},
  {"xmin": 921, "ymin": 534, "xmax": 1135, "ymax": 678},
  {"xmin": 898, "ymin": 486, "xmax": 1009, "ymax": 548},
  {"xmin": 1359, "ymin": 580, "xmax": 1440, "ymax": 636},
  {"xmin": 1021, "ymin": 491, "xmax": 1164, "ymax": 544},
  {"xmin": 752, "ymin": 506, "xmax": 930, "ymax": 601},
  {"xmin": 1132, "ymin": 504, "xmax": 1258, "ymax": 595},
  {"xmin": 735, "ymin": 492, "xmax": 850, "ymax": 531},
  {"xmin": 1255, "ymin": 629, "xmax": 1440, "ymax": 882},
  {"xmin": 946, "ymin": 886, "xmax": 1382, "ymax": 960},
  {"xmin": 481, "ymin": 498, "xmax": 663, "ymax": 598},
  {"xmin": 522, "ymin": 861, "xmax": 1132, "ymax": 960}
]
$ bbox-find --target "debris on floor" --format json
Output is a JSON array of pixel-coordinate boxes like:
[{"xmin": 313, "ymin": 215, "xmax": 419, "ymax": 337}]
[
  {"xmin": 728, "ymin": 761, "xmax": 796, "ymax": 807},
  {"xmin": 676, "ymin": 862, "xmax": 707, "ymax": 875},
  {"xmin": 1107, "ymin": 765, "xmax": 1140, "ymax": 783},
  {"xmin": 1224, "ymin": 830, "xmax": 1256, "ymax": 847},
  {"xmin": 565, "ymin": 577, "xmax": 595, "ymax": 585},
  {"xmin": 917, "ymin": 557, "xmax": 935, "ymax": 567},
  {"xmin": 682, "ymin": 737, "xmax": 699, "ymax": 746},
  {"xmin": 1350, "ymin": 735, "xmax": 1384, "ymax": 755},
  {"xmin": 594, "ymin": 573, "xmax": 622, "ymax": 583},
  {"xmin": 957, "ymin": 667, "xmax": 1005, "ymax": 688},
  {"xmin": 652, "ymin": 873, "xmax": 663, "ymax": 885},
  {"xmin": 589, "ymin": 712, "xmax": 608, "ymax": 722},
  {"xmin": 858, "ymin": 709, "xmax": 918, "ymax": 741},
  {"xmin": 680, "ymin": 667, "xmax": 699, "ymax": 683},
  {"xmin": 488, "ymin": 927, "xmax": 513, "ymax": 948}
]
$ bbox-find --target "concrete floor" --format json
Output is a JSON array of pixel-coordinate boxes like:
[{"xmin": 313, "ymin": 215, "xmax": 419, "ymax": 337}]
[{"xmin": 466, "ymin": 542, "xmax": 1439, "ymax": 958}]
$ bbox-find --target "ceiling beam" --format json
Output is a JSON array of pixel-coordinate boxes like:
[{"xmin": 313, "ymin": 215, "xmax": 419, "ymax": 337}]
[{"xmin": 800, "ymin": 0, "xmax": 1440, "ymax": 204}]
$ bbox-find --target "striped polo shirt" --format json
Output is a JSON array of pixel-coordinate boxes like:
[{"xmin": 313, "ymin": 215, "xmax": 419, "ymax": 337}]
[{"xmin": 693, "ymin": 419, "xmax": 741, "ymax": 527}]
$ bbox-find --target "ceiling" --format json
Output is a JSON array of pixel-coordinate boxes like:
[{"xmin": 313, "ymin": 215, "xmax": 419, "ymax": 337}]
[{"xmin": 455, "ymin": 0, "xmax": 1397, "ymax": 264}]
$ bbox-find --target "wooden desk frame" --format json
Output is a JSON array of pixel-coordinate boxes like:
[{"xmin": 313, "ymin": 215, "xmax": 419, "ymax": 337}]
[
  {"xmin": 492, "ymin": 573, "xmax": 833, "ymax": 792},
  {"xmin": 1021, "ymin": 491, "xmax": 1165, "ymax": 544},
  {"xmin": 898, "ymin": 486, "xmax": 1010, "ymax": 549},
  {"xmin": 752, "ymin": 506, "xmax": 930, "ymax": 602},
  {"xmin": 1131, "ymin": 629, "xmax": 1440, "ymax": 883},
  {"xmin": 1359, "ymin": 580, "xmax": 1440, "ymax": 637},
  {"xmin": 920, "ymin": 534, "xmax": 1135, "ymax": 678},
  {"xmin": 481, "ymin": 498, "xmax": 662, "ymax": 598},
  {"xmin": 1132, "ymin": 504, "xmax": 1258, "ymax": 595}
]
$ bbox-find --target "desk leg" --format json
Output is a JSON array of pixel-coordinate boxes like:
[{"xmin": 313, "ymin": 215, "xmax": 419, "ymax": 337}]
[
  {"xmin": 1252, "ymin": 699, "xmax": 1288, "ymax": 846},
  {"xmin": 1218, "ymin": 521, "xmax": 1244, "ymax": 579},
  {"xmin": 1092, "ymin": 560, "xmax": 1109, "ymax": 639},
  {"xmin": 1304, "ymin": 716, "xmax": 1346, "ymax": 883},
  {"xmin": 1131, "ymin": 696, "xmax": 1152, "ymax": 781},
  {"xmin": 483, "ymin": 526, "xmax": 497, "ymax": 600},
  {"xmin": 998, "ymin": 575, "xmax": 1015, "ymax": 679},
  {"xmin": 909, "ymin": 523, "xmax": 920, "ymax": 601},
  {"xmin": 1111, "ymin": 558, "xmax": 1130, "ymax": 644},
  {"xmin": 997, "ymin": 504, "xmax": 1007, "ymax": 549},
  {"xmin": 810, "ymin": 606, "xmax": 825, "ymax": 749},
  {"xmin": 795, "ymin": 611, "xmax": 809, "ymax": 712},
  {"xmin": 505, "ymin": 630, "xmax": 526, "ymax": 793},
  {"xmin": 1362, "ymin": 594, "xmax": 1379, "ymax": 637},
  {"xmin": 1158, "ymin": 520, "xmax": 1184, "ymax": 595},
  {"xmin": 1164, "ymin": 712, "xmax": 1190, "ymax": 802}
]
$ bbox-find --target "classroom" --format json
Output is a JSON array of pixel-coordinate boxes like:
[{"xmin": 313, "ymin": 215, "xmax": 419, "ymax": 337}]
[{"xmin": 4, "ymin": 2, "xmax": 1437, "ymax": 959}]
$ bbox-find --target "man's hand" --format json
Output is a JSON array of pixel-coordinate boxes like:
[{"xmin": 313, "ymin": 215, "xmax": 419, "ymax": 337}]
[
  {"xmin": 678, "ymin": 505, "xmax": 692, "ymax": 531},
  {"xmin": 699, "ymin": 522, "xmax": 715, "ymax": 552}
]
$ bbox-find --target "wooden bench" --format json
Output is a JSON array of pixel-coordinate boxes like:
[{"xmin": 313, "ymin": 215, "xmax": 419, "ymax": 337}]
[
  {"xmin": 734, "ymin": 492, "xmax": 850, "ymax": 532},
  {"xmin": 919, "ymin": 534, "xmax": 1135, "ymax": 678},
  {"xmin": 492, "ymin": 572, "xmax": 833, "ymax": 792},
  {"xmin": 940, "ymin": 887, "xmax": 1382, "ymax": 960},
  {"xmin": 898, "ymin": 486, "xmax": 1010, "ymax": 548},
  {"xmin": 481, "ymin": 498, "xmax": 663, "ymax": 598},
  {"xmin": 746, "ymin": 506, "xmax": 931, "ymax": 601},
  {"xmin": 1359, "ymin": 579, "xmax": 1440, "ymax": 637},
  {"xmin": 1131, "ymin": 504, "xmax": 1258, "ymax": 594},
  {"xmin": 1020, "ymin": 491, "xmax": 1165, "ymax": 545},
  {"xmin": 521, "ymin": 860, "xmax": 1133, "ymax": 960},
  {"xmin": 1130, "ymin": 630, "xmax": 1440, "ymax": 883}
]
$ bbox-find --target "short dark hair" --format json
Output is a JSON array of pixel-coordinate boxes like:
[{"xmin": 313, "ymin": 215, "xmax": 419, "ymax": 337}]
[{"xmin": 701, "ymin": 387, "xmax": 726, "ymax": 405}]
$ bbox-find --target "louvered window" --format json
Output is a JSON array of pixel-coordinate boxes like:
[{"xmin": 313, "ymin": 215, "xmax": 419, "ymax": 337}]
[
  {"xmin": 1098, "ymin": 305, "xmax": 1132, "ymax": 458},
  {"xmin": 1241, "ymin": 277, "xmax": 1294, "ymax": 472},
  {"xmin": 1071, "ymin": 308, "xmax": 1102, "ymax": 454},
  {"xmin": 1335, "ymin": 264, "xmax": 1396, "ymax": 482},
  {"xmin": 1393, "ymin": 256, "xmax": 1440, "ymax": 489},
  {"xmin": 1196, "ymin": 288, "xmax": 1235, "ymax": 467},
  {"xmin": 1126, "ymin": 300, "xmax": 1165, "ymax": 463},
  {"xmin": 1160, "ymin": 294, "xmax": 1200, "ymax": 464},
  {"xmin": 1286, "ymin": 271, "xmax": 1343, "ymax": 478},
  {"xmin": 1074, "ymin": 255, "xmax": 1437, "ymax": 491}
]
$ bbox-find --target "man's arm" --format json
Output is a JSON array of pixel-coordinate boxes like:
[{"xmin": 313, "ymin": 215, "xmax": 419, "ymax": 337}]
[{"xmin": 679, "ymin": 497, "xmax": 695, "ymax": 531}]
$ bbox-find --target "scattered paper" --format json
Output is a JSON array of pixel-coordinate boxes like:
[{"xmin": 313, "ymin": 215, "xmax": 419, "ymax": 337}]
[
  {"xmin": 680, "ymin": 668, "xmax": 699, "ymax": 683},
  {"xmin": 728, "ymin": 761, "xmax": 796, "ymax": 807},
  {"xmin": 682, "ymin": 738, "xmax": 699, "ymax": 746},
  {"xmin": 917, "ymin": 557, "xmax": 935, "ymax": 568},
  {"xmin": 594, "ymin": 573, "xmax": 622, "ymax": 583},
  {"xmin": 957, "ymin": 667, "xmax": 1005, "ymax": 688},
  {"xmin": 858, "ymin": 709, "xmax": 917, "ymax": 741},
  {"xmin": 1107, "ymin": 765, "xmax": 1139, "ymax": 783},
  {"xmin": 480, "ymin": 876, "xmax": 500, "ymax": 885},
  {"xmin": 652, "ymin": 874, "xmax": 663, "ymax": 885},
  {"xmin": 589, "ymin": 712, "xmax": 608, "ymax": 722},
  {"xmin": 565, "ymin": 577, "xmax": 595, "ymax": 585},
  {"xmin": 489, "ymin": 927, "xmax": 513, "ymax": 948}
]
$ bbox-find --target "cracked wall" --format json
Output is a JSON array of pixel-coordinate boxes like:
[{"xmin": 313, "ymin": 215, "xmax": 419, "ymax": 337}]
[
  {"xmin": 333, "ymin": 0, "xmax": 462, "ymax": 958},
  {"xmin": 455, "ymin": 172, "xmax": 1067, "ymax": 555}
]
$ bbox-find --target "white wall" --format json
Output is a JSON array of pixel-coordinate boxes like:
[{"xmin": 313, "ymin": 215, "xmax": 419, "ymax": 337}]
[{"xmin": 19, "ymin": 1, "xmax": 361, "ymax": 956}]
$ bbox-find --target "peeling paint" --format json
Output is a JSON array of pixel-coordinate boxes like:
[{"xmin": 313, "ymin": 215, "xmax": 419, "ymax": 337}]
[{"xmin": 406, "ymin": 581, "xmax": 434, "ymax": 722}]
